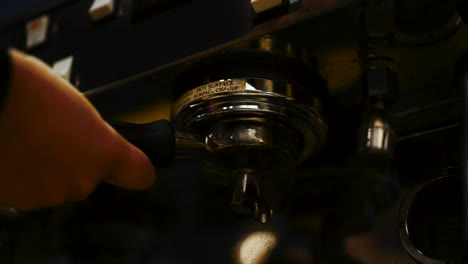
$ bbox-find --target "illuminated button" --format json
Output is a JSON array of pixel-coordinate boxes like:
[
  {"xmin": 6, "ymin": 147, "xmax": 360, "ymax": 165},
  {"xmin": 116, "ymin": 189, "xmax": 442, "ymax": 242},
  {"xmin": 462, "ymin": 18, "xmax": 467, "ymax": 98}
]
[
  {"xmin": 26, "ymin": 15, "xmax": 49, "ymax": 49},
  {"xmin": 89, "ymin": 0, "xmax": 115, "ymax": 21},
  {"xmin": 251, "ymin": 0, "xmax": 283, "ymax": 13},
  {"xmin": 52, "ymin": 56, "xmax": 74, "ymax": 81}
]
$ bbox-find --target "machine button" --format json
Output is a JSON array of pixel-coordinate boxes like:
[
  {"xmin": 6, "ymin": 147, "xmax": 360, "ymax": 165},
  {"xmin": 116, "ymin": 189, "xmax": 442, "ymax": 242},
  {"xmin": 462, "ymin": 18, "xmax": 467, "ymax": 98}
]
[
  {"xmin": 251, "ymin": 0, "xmax": 283, "ymax": 13},
  {"xmin": 89, "ymin": 0, "xmax": 115, "ymax": 21},
  {"xmin": 26, "ymin": 15, "xmax": 49, "ymax": 49},
  {"xmin": 52, "ymin": 56, "xmax": 74, "ymax": 81}
]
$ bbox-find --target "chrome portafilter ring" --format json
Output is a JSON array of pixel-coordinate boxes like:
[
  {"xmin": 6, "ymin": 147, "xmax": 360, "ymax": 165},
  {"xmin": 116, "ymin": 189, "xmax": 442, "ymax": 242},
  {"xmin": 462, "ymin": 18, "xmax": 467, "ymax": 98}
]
[{"xmin": 172, "ymin": 78, "xmax": 327, "ymax": 170}]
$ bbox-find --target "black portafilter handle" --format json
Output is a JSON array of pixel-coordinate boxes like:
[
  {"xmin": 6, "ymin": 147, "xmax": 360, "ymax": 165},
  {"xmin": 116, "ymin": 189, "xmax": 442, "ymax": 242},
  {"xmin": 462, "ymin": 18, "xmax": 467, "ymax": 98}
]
[{"xmin": 108, "ymin": 119, "xmax": 176, "ymax": 168}]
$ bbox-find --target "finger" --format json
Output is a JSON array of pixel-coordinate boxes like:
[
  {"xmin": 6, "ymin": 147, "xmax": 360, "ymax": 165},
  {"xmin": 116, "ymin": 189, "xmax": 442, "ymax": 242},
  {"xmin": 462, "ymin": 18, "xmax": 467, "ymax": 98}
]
[{"xmin": 104, "ymin": 132, "xmax": 156, "ymax": 190}]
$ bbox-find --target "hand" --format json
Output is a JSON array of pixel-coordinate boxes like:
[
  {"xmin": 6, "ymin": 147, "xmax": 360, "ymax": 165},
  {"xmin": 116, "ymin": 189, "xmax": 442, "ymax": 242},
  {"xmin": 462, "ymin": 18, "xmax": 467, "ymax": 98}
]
[{"xmin": 0, "ymin": 49, "xmax": 156, "ymax": 210}]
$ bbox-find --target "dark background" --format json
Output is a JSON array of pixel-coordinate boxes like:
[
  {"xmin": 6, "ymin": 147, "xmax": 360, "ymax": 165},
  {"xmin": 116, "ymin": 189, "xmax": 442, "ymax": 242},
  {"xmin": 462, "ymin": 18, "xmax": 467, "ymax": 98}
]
[{"xmin": 0, "ymin": 1, "xmax": 70, "ymax": 29}]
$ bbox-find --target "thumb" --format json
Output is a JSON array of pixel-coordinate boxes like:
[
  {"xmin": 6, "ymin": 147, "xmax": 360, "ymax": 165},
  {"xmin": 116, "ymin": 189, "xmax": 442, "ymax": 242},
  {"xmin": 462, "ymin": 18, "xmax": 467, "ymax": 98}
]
[{"xmin": 104, "ymin": 133, "xmax": 156, "ymax": 190}]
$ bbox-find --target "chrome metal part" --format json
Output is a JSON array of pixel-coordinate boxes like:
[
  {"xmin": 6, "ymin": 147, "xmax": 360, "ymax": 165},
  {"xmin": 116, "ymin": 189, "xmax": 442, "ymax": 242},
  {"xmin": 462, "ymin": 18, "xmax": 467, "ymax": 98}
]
[
  {"xmin": 358, "ymin": 7, "xmax": 398, "ymax": 166},
  {"xmin": 173, "ymin": 79, "xmax": 327, "ymax": 172},
  {"xmin": 399, "ymin": 167, "xmax": 465, "ymax": 263},
  {"xmin": 172, "ymin": 77, "xmax": 326, "ymax": 223},
  {"xmin": 230, "ymin": 169, "xmax": 272, "ymax": 224},
  {"xmin": 171, "ymin": 40, "xmax": 327, "ymax": 223},
  {"xmin": 174, "ymin": 132, "xmax": 207, "ymax": 160},
  {"xmin": 357, "ymin": 110, "xmax": 396, "ymax": 159},
  {"xmin": 205, "ymin": 121, "xmax": 301, "ymax": 166}
]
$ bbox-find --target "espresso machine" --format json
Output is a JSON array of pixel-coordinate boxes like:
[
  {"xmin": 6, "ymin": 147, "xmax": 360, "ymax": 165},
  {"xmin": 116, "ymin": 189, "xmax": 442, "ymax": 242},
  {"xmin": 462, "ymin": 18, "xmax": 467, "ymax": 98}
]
[{"xmin": 1, "ymin": 0, "xmax": 468, "ymax": 263}]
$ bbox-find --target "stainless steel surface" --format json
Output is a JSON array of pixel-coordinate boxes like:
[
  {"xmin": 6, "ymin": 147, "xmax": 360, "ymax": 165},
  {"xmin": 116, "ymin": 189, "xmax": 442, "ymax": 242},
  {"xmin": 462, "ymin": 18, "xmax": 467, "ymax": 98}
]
[
  {"xmin": 205, "ymin": 121, "xmax": 300, "ymax": 161},
  {"xmin": 171, "ymin": 75, "xmax": 326, "ymax": 224},
  {"xmin": 174, "ymin": 131, "xmax": 207, "ymax": 160},
  {"xmin": 172, "ymin": 79, "xmax": 327, "ymax": 170},
  {"xmin": 358, "ymin": 110, "xmax": 396, "ymax": 158},
  {"xmin": 171, "ymin": 39, "xmax": 327, "ymax": 223},
  {"xmin": 358, "ymin": 21, "xmax": 398, "ymax": 163},
  {"xmin": 399, "ymin": 167, "xmax": 465, "ymax": 263},
  {"xmin": 172, "ymin": 78, "xmax": 321, "ymax": 117}
]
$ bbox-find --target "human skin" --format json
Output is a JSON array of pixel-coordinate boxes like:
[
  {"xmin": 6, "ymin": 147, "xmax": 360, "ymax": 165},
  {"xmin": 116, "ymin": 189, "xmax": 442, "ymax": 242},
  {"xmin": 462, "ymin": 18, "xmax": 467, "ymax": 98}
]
[{"xmin": 0, "ymin": 49, "xmax": 156, "ymax": 211}]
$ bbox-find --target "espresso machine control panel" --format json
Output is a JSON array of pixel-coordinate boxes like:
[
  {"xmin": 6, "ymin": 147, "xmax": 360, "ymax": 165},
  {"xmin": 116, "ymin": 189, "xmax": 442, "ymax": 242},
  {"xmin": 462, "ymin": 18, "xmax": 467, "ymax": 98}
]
[{"xmin": 1, "ymin": 0, "xmax": 468, "ymax": 263}]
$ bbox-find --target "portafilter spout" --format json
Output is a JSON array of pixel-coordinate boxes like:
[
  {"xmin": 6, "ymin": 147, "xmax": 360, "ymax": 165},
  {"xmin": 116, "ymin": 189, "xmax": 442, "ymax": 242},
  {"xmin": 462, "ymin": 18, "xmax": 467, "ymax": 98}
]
[{"xmin": 230, "ymin": 168, "xmax": 272, "ymax": 224}]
